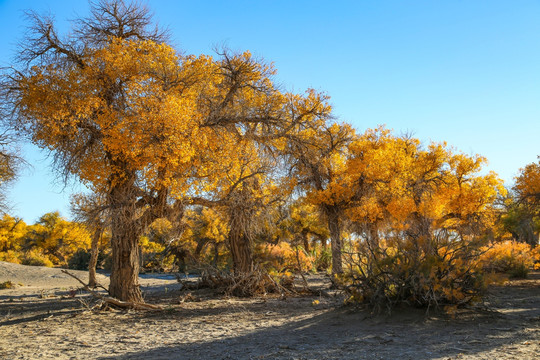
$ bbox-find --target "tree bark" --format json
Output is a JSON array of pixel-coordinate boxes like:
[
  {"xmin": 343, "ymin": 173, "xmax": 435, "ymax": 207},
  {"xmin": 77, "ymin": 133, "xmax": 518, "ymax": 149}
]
[
  {"xmin": 88, "ymin": 226, "xmax": 103, "ymax": 288},
  {"xmin": 228, "ymin": 228, "xmax": 254, "ymax": 274},
  {"xmin": 327, "ymin": 207, "xmax": 343, "ymax": 275},
  {"xmin": 107, "ymin": 171, "xmax": 143, "ymax": 302},
  {"xmin": 109, "ymin": 212, "xmax": 143, "ymax": 302},
  {"xmin": 227, "ymin": 186, "xmax": 255, "ymax": 274},
  {"xmin": 301, "ymin": 230, "xmax": 310, "ymax": 252},
  {"xmin": 212, "ymin": 242, "xmax": 220, "ymax": 267},
  {"xmin": 368, "ymin": 225, "xmax": 380, "ymax": 249}
]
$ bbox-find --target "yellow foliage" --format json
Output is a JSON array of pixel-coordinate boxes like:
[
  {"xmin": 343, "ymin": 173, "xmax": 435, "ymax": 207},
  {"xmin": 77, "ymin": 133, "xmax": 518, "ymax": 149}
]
[
  {"xmin": 25, "ymin": 212, "xmax": 91, "ymax": 266},
  {"xmin": 0, "ymin": 214, "xmax": 27, "ymax": 252},
  {"xmin": 480, "ymin": 241, "xmax": 535, "ymax": 278},
  {"xmin": 259, "ymin": 242, "xmax": 314, "ymax": 273},
  {"xmin": 532, "ymin": 247, "xmax": 540, "ymax": 270},
  {"xmin": 515, "ymin": 159, "xmax": 540, "ymax": 208}
]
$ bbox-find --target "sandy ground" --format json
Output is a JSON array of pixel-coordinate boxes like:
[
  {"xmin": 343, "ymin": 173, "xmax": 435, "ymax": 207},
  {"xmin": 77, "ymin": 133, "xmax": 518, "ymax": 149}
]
[{"xmin": 0, "ymin": 261, "xmax": 539, "ymax": 360}]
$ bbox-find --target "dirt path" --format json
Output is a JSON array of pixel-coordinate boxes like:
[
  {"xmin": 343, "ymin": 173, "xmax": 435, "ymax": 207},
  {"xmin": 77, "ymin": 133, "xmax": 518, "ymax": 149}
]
[{"xmin": 0, "ymin": 262, "xmax": 538, "ymax": 359}]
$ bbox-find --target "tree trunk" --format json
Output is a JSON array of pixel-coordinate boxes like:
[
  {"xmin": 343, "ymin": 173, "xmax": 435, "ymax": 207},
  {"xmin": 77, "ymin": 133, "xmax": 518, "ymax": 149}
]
[
  {"xmin": 521, "ymin": 216, "xmax": 537, "ymax": 247},
  {"xmin": 229, "ymin": 230, "xmax": 254, "ymax": 274},
  {"xmin": 368, "ymin": 225, "xmax": 380, "ymax": 249},
  {"xmin": 88, "ymin": 226, "xmax": 103, "ymax": 288},
  {"xmin": 301, "ymin": 230, "xmax": 310, "ymax": 252},
  {"xmin": 327, "ymin": 208, "xmax": 343, "ymax": 275},
  {"xmin": 109, "ymin": 214, "xmax": 142, "ymax": 302},
  {"xmin": 212, "ymin": 242, "xmax": 220, "ymax": 267},
  {"xmin": 227, "ymin": 197, "xmax": 254, "ymax": 274},
  {"xmin": 194, "ymin": 238, "xmax": 210, "ymax": 260},
  {"xmin": 107, "ymin": 172, "xmax": 143, "ymax": 302}
]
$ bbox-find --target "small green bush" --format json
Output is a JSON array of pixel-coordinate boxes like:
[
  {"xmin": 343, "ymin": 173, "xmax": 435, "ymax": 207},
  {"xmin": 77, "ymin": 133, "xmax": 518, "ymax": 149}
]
[{"xmin": 67, "ymin": 249, "xmax": 92, "ymax": 270}]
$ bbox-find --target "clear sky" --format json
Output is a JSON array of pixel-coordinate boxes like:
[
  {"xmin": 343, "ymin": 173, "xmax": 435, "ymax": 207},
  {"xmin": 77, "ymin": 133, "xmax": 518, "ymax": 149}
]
[{"xmin": 1, "ymin": 0, "xmax": 539, "ymax": 223}]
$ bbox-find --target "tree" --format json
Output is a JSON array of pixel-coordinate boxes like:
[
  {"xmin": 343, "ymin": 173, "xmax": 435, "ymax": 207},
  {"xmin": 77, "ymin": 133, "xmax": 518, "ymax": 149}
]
[
  {"xmin": 498, "ymin": 192, "xmax": 539, "ymax": 246},
  {"xmin": 0, "ymin": 131, "xmax": 23, "ymax": 212},
  {"xmin": 2, "ymin": 0, "xmax": 326, "ymax": 300},
  {"xmin": 513, "ymin": 157, "xmax": 540, "ymax": 246},
  {"xmin": 288, "ymin": 200, "xmax": 329, "ymax": 252},
  {"xmin": 24, "ymin": 212, "xmax": 91, "ymax": 266},
  {"xmin": 0, "ymin": 214, "xmax": 27, "ymax": 263},
  {"xmin": 288, "ymin": 121, "xmax": 354, "ymax": 275},
  {"xmin": 515, "ymin": 158, "xmax": 540, "ymax": 210},
  {"xmin": 1, "ymin": 0, "xmax": 210, "ymax": 301},
  {"xmin": 338, "ymin": 130, "xmax": 505, "ymax": 310},
  {"xmin": 180, "ymin": 206, "xmax": 228, "ymax": 268},
  {"xmin": 189, "ymin": 137, "xmax": 281, "ymax": 274}
]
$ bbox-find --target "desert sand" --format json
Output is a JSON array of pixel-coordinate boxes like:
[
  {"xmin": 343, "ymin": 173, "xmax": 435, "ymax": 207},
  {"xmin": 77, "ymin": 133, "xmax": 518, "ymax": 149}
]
[{"xmin": 0, "ymin": 261, "xmax": 539, "ymax": 359}]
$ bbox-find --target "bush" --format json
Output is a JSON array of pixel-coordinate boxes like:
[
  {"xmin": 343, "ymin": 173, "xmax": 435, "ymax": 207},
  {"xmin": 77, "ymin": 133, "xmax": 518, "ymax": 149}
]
[
  {"xmin": 68, "ymin": 248, "xmax": 111, "ymax": 270},
  {"xmin": 258, "ymin": 242, "xmax": 314, "ymax": 273},
  {"xmin": 340, "ymin": 235, "xmax": 488, "ymax": 313},
  {"xmin": 21, "ymin": 250, "xmax": 54, "ymax": 267},
  {"xmin": 534, "ymin": 247, "xmax": 540, "ymax": 270},
  {"xmin": 0, "ymin": 281, "xmax": 13, "ymax": 289},
  {"xmin": 479, "ymin": 241, "xmax": 535, "ymax": 278},
  {"xmin": 312, "ymin": 246, "xmax": 332, "ymax": 272},
  {"xmin": 0, "ymin": 250, "xmax": 22, "ymax": 264},
  {"xmin": 67, "ymin": 249, "xmax": 92, "ymax": 270}
]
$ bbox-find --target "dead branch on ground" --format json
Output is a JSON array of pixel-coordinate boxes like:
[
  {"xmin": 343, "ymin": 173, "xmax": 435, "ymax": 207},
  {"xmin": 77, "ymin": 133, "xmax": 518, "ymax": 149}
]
[{"xmin": 61, "ymin": 270, "xmax": 162, "ymax": 310}]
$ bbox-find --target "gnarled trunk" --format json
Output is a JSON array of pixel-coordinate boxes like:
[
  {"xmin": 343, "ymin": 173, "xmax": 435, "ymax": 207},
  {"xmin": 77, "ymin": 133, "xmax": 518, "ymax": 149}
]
[
  {"xmin": 109, "ymin": 208, "xmax": 143, "ymax": 302},
  {"xmin": 227, "ymin": 184, "xmax": 256, "ymax": 275},
  {"xmin": 228, "ymin": 223, "xmax": 254, "ymax": 274},
  {"xmin": 327, "ymin": 207, "xmax": 343, "ymax": 275},
  {"xmin": 107, "ymin": 170, "xmax": 143, "ymax": 302}
]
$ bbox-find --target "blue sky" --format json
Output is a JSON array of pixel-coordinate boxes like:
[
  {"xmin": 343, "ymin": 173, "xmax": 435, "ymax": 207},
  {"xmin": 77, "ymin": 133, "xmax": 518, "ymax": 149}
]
[{"xmin": 1, "ymin": 0, "xmax": 539, "ymax": 223}]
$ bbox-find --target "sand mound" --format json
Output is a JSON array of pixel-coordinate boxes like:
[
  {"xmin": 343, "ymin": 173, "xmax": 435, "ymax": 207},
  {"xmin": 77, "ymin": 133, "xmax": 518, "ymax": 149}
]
[{"xmin": 0, "ymin": 261, "xmax": 109, "ymax": 289}]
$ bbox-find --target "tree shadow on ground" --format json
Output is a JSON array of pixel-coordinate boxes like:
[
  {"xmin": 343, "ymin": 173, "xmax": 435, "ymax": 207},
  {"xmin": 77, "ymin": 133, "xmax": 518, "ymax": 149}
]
[{"xmin": 0, "ymin": 292, "xmax": 87, "ymax": 326}]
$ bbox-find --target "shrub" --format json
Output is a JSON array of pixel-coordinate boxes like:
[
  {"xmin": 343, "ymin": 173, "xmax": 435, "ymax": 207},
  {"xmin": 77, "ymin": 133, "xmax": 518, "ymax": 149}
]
[
  {"xmin": 0, "ymin": 250, "xmax": 22, "ymax": 264},
  {"xmin": 67, "ymin": 249, "xmax": 92, "ymax": 270},
  {"xmin": 21, "ymin": 250, "xmax": 54, "ymax": 267},
  {"xmin": 340, "ymin": 235, "xmax": 488, "ymax": 313},
  {"xmin": 312, "ymin": 245, "xmax": 332, "ymax": 272},
  {"xmin": 258, "ymin": 242, "xmax": 314, "ymax": 273},
  {"xmin": 479, "ymin": 241, "xmax": 535, "ymax": 278},
  {"xmin": 533, "ymin": 246, "xmax": 540, "ymax": 270},
  {"xmin": 0, "ymin": 281, "xmax": 13, "ymax": 289}
]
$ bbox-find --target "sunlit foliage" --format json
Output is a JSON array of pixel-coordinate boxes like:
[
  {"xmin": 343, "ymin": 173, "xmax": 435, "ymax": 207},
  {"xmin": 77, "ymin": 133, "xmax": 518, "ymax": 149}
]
[
  {"xmin": 337, "ymin": 128, "xmax": 505, "ymax": 311},
  {"xmin": 479, "ymin": 240, "xmax": 535, "ymax": 278},
  {"xmin": 24, "ymin": 212, "xmax": 91, "ymax": 266}
]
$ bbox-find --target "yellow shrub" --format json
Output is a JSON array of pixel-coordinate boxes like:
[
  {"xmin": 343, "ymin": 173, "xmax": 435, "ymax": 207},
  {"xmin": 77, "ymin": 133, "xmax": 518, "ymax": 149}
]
[
  {"xmin": 341, "ymin": 235, "xmax": 487, "ymax": 312},
  {"xmin": 259, "ymin": 242, "xmax": 314, "ymax": 273},
  {"xmin": 21, "ymin": 249, "xmax": 54, "ymax": 267},
  {"xmin": 533, "ymin": 246, "xmax": 540, "ymax": 270},
  {"xmin": 0, "ymin": 250, "xmax": 22, "ymax": 264},
  {"xmin": 479, "ymin": 241, "xmax": 534, "ymax": 278}
]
